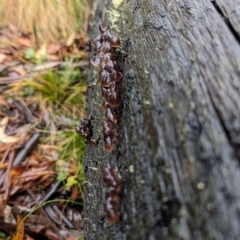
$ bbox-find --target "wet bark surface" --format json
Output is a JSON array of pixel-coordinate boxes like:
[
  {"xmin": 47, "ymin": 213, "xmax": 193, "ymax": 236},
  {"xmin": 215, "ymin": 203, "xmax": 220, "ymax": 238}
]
[{"xmin": 84, "ymin": 0, "xmax": 240, "ymax": 239}]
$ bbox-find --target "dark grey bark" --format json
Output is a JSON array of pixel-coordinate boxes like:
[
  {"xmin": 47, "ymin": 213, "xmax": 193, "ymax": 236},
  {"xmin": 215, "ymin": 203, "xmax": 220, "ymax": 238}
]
[{"xmin": 84, "ymin": 0, "xmax": 240, "ymax": 239}]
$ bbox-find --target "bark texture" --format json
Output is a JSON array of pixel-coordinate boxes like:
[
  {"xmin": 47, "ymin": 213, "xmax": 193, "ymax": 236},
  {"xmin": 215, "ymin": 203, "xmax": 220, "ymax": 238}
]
[{"xmin": 84, "ymin": 0, "xmax": 240, "ymax": 239}]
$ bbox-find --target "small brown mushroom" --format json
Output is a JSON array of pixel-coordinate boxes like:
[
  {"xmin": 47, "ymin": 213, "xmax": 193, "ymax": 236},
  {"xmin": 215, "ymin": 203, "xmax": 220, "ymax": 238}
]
[
  {"xmin": 102, "ymin": 87, "xmax": 121, "ymax": 108},
  {"xmin": 103, "ymin": 121, "xmax": 117, "ymax": 151},
  {"xmin": 102, "ymin": 30, "xmax": 120, "ymax": 47},
  {"xmin": 99, "ymin": 41, "xmax": 113, "ymax": 54},
  {"xmin": 90, "ymin": 24, "xmax": 123, "ymax": 153},
  {"xmin": 77, "ymin": 115, "xmax": 96, "ymax": 144},
  {"xmin": 91, "ymin": 52, "xmax": 115, "ymax": 68},
  {"xmin": 91, "ymin": 35, "xmax": 103, "ymax": 52},
  {"xmin": 103, "ymin": 164, "xmax": 121, "ymax": 191},
  {"xmin": 103, "ymin": 60, "xmax": 120, "ymax": 72},
  {"xmin": 103, "ymin": 164, "xmax": 121, "ymax": 223},
  {"xmin": 105, "ymin": 107, "xmax": 119, "ymax": 124},
  {"xmin": 100, "ymin": 52, "xmax": 115, "ymax": 66},
  {"xmin": 99, "ymin": 69, "xmax": 122, "ymax": 87},
  {"xmin": 90, "ymin": 54, "xmax": 102, "ymax": 67},
  {"xmin": 110, "ymin": 70, "xmax": 123, "ymax": 82},
  {"xmin": 104, "ymin": 198, "xmax": 120, "ymax": 223},
  {"xmin": 99, "ymin": 70, "xmax": 112, "ymax": 87}
]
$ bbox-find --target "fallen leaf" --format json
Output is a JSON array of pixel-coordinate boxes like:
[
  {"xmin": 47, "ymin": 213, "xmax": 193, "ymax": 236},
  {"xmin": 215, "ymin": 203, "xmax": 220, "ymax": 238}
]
[
  {"xmin": 9, "ymin": 24, "xmax": 18, "ymax": 36},
  {"xmin": 0, "ymin": 28, "xmax": 15, "ymax": 39},
  {"xmin": 0, "ymin": 163, "xmax": 8, "ymax": 169},
  {"xmin": 47, "ymin": 44, "xmax": 61, "ymax": 54},
  {"xmin": 66, "ymin": 176, "xmax": 78, "ymax": 188},
  {"xmin": 66, "ymin": 32, "xmax": 76, "ymax": 47},
  {"xmin": 0, "ymin": 64, "xmax": 8, "ymax": 72},
  {"xmin": 0, "ymin": 97, "xmax": 8, "ymax": 106},
  {"xmin": 0, "ymin": 117, "xmax": 20, "ymax": 144},
  {"xmin": 0, "ymin": 53, "xmax": 6, "ymax": 63},
  {"xmin": 16, "ymin": 37, "xmax": 32, "ymax": 48},
  {"xmin": 47, "ymin": 54, "xmax": 60, "ymax": 61},
  {"xmin": 0, "ymin": 47, "xmax": 11, "ymax": 54},
  {"xmin": 10, "ymin": 66, "xmax": 26, "ymax": 76},
  {"xmin": 12, "ymin": 215, "xmax": 24, "ymax": 240}
]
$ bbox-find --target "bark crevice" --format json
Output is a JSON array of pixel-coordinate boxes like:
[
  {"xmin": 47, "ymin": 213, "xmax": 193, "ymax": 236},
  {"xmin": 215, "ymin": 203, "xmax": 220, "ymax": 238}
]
[{"xmin": 211, "ymin": 0, "xmax": 240, "ymax": 44}]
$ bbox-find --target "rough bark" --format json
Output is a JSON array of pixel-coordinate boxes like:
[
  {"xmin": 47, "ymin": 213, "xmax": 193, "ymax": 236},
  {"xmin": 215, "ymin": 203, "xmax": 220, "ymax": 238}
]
[{"xmin": 84, "ymin": 0, "xmax": 240, "ymax": 239}]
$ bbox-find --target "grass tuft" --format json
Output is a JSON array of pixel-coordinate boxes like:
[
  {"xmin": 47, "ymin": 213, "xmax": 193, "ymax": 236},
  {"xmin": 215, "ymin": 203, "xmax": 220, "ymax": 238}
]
[
  {"xmin": 9, "ymin": 66, "xmax": 87, "ymax": 189},
  {"xmin": 0, "ymin": 0, "xmax": 89, "ymax": 42}
]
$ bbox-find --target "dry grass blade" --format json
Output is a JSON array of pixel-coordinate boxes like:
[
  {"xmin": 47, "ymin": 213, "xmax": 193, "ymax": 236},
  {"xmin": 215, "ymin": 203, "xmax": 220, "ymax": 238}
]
[{"xmin": 12, "ymin": 215, "xmax": 24, "ymax": 240}]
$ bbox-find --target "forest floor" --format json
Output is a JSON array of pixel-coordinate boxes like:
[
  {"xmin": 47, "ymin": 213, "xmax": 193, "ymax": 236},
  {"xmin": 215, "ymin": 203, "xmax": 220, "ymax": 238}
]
[{"xmin": 0, "ymin": 2, "xmax": 90, "ymax": 239}]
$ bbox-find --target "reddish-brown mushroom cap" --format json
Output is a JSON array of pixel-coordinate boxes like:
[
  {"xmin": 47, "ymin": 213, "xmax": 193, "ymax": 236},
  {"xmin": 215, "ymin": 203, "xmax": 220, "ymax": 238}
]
[
  {"xmin": 103, "ymin": 120, "xmax": 116, "ymax": 136},
  {"xmin": 110, "ymin": 70, "xmax": 123, "ymax": 82},
  {"xmin": 90, "ymin": 55, "xmax": 102, "ymax": 67},
  {"xmin": 103, "ymin": 164, "xmax": 120, "ymax": 186},
  {"xmin": 106, "ymin": 91, "xmax": 122, "ymax": 107},
  {"xmin": 110, "ymin": 36, "xmax": 120, "ymax": 47},
  {"xmin": 106, "ymin": 190, "xmax": 120, "ymax": 202},
  {"xmin": 102, "ymin": 86, "xmax": 121, "ymax": 107},
  {"xmin": 102, "ymin": 100, "xmax": 110, "ymax": 109},
  {"xmin": 99, "ymin": 70, "xmax": 112, "ymax": 87},
  {"xmin": 91, "ymin": 35, "xmax": 103, "ymax": 52},
  {"xmin": 99, "ymin": 41, "xmax": 112, "ymax": 54},
  {"xmin": 77, "ymin": 115, "xmax": 95, "ymax": 144},
  {"xmin": 103, "ymin": 121, "xmax": 117, "ymax": 151},
  {"xmin": 100, "ymin": 52, "xmax": 115, "ymax": 66},
  {"xmin": 105, "ymin": 107, "xmax": 119, "ymax": 124},
  {"xmin": 104, "ymin": 198, "xmax": 120, "ymax": 223},
  {"xmin": 105, "ymin": 211, "xmax": 119, "ymax": 223},
  {"xmin": 104, "ymin": 135, "xmax": 115, "ymax": 152},
  {"xmin": 105, "ymin": 196, "xmax": 119, "ymax": 211},
  {"xmin": 103, "ymin": 60, "xmax": 120, "ymax": 72},
  {"xmin": 102, "ymin": 31, "xmax": 120, "ymax": 47}
]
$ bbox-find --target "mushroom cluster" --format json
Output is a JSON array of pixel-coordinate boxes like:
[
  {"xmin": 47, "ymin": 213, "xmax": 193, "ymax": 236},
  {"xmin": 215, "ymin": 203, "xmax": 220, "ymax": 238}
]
[
  {"xmin": 103, "ymin": 164, "xmax": 121, "ymax": 223},
  {"xmin": 76, "ymin": 115, "xmax": 96, "ymax": 144},
  {"xmin": 90, "ymin": 24, "xmax": 122, "ymax": 152}
]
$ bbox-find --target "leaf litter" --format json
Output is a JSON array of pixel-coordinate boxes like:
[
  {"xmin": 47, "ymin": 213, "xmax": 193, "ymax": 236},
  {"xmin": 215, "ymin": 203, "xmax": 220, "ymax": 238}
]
[{"xmin": 0, "ymin": 24, "xmax": 88, "ymax": 240}]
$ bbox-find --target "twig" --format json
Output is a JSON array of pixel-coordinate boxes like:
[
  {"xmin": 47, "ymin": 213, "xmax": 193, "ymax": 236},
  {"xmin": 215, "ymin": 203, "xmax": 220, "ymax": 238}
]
[
  {"xmin": 12, "ymin": 133, "xmax": 40, "ymax": 167},
  {"xmin": 14, "ymin": 99, "xmax": 35, "ymax": 123},
  {"xmin": 39, "ymin": 181, "xmax": 60, "ymax": 204},
  {"xmin": 0, "ymin": 150, "xmax": 15, "ymax": 212},
  {"xmin": 52, "ymin": 204, "xmax": 75, "ymax": 229}
]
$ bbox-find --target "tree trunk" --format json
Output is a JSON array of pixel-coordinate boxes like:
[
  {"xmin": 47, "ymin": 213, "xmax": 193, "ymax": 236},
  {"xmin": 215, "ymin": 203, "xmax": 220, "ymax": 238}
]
[{"xmin": 84, "ymin": 0, "xmax": 240, "ymax": 239}]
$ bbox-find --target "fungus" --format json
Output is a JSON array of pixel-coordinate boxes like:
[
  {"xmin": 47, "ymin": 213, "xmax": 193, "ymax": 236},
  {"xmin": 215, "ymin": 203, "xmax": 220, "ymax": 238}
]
[
  {"xmin": 110, "ymin": 70, "xmax": 123, "ymax": 82},
  {"xmin": 103, "ymin": 164, "xmax": 121, "ymax": 191},
  {"xmin": 99, "ymin": 41, "xmax": 113, "ymax": 54},
  {"xmin": 77, "ymin": 115, "xmax": 96, "ymax": 144},
  {"xmin": 103, "ymin": 60, "xmax": 120, "ymax": 72},
  {"xmin": 100, "ymin": 52, "xmax": 115, "ymax": 66},
  {"xmin": 103, "ymin": 121, "xmax": 117, "ymax": 152},
  {"xmin": 103, "ymin": 164, "xmax": 121, "ymax": 223},
  {"xmin": 105, "ymin": 198, "xmax": 120, "ymax": 223},
  {"xmin": 99, "ymin": 69, "xmax": 122, "ymax": 87},
  {"xmin": 90, "ymin": 24, "xmax": 123, "ymax": 152},
  {"xmin": 91, "ymin": 35, "xmax": 103, "ymax": 53},
  {"xmin": 90, "ymin": 54, "xmax": 102, "ymax": 67},
  {"xmin": 105, "ymin": 107, "xmax": 119, "ymax": 124},
  {"xmin": 102, "ymin": 87, "xmax": 121, "ymax": 108},
  {"xmin": 91, "ymin": 53, "xmax": 115, "ymax": 68},
  {"xmin": 99, "ymin": 70, "xmax": 112, "ymax": 87},
  {"xmin": 102, "ymin": 30, "xmax": 120, "ymax": 47}
]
